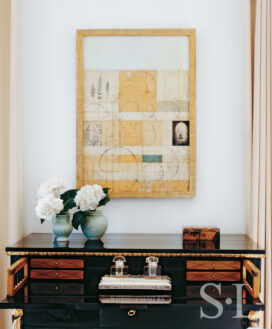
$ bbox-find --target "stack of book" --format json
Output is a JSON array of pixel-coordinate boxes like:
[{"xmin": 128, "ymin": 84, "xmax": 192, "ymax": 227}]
[{"xmin": 98, "ymin": 275, "xmax": 172, "ymax": 304}]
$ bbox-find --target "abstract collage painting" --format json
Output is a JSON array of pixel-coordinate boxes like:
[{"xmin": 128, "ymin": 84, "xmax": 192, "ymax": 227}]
[{"xmin": 77, "ymin": 30, "xmax": 196, "ymax": 198}]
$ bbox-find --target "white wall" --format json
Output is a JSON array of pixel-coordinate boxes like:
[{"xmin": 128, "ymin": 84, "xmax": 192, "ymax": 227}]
[{"xmin": 19, "ymin": 0, "xmax": 251, "ymax": 235}]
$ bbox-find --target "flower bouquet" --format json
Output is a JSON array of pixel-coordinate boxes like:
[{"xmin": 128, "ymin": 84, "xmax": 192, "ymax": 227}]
[
  {"xmin": 35, "ymin": 179, "xmax": 78, "ymax": 241},
  {"xmin": 72, "ymin": 184, "xmax": 110, "ymax": 239}
]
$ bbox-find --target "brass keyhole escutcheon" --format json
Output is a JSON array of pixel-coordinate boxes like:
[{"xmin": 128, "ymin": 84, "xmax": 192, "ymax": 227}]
[{"xmin": 128, "ymin": 310, "xmax": 136, "ymax": 317}]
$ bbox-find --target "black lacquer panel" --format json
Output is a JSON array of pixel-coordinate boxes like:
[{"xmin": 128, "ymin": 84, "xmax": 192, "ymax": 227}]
[{"xmin": 6, "ymin": 233, "xmax": 265, "ymax": 254}]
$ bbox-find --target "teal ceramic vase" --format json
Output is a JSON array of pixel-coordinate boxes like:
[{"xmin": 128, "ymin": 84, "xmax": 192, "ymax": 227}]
[
  {"xmin": 81, "ymin": 210, "xmax": 108, "ymax": 240},
  {"xmin": 52, "ymin": 214, "xmax": 73, "ymax": 242}
]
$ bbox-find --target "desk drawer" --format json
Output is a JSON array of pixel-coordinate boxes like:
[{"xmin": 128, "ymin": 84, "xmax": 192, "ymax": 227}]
[
  {"xmin": 23, "ymin": 308, "xmax": 247, "ymax": 329},
  {"xmin": 30, "ymin": 269, "xmax": 83, "ymax": 280},
  {"xmin": 187, "ymin": 260, "xmax": 241, "ymax": 270},
  {"xmin": 186, "ymin": 284, "xmax": 237, "ymax": 298},
  {"xmin": 31, "ymin": 258, "xmax": 84, "ymax": 269},
  {"xmin": 187, "ymin": 271, "xmax": 241, "ymax": 282},
  {"xmin": 30, "ymin": 282, "xmax": 84, "ymax": 295}
]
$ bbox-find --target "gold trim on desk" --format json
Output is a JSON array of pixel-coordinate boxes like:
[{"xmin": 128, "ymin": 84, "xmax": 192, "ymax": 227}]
[{"xmin": 6, "ymin": 251, "xmax": 266, "ymax": 258}]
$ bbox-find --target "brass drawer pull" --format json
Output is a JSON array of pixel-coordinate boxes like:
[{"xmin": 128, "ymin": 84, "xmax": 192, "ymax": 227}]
[
  {"xmin": 128, "ymin": 309, "xmax": 136, "ymax": 317},
  {"xmin": 56, "ymin": 272, "xmax": 59, "ymax": 276}
]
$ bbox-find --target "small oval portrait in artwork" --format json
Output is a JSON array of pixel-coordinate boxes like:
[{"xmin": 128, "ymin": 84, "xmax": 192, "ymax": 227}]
[{"xmin": 172, "ymin": 121, "xmax": 189, "ymax": 146}]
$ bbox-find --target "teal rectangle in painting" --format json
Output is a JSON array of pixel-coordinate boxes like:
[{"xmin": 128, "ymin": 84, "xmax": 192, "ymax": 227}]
[{"xmin": 142, "ymin": 155, "xmax": 163, "ymax": 163}]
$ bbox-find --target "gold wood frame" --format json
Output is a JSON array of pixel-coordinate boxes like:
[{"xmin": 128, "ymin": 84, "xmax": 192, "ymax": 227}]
[
  {"xmin": 243, "ymin": 259, "xmax": 261, "ymax": 299},
  {"xmin": 76, "ymin": 29, "xmax": 196, "ymax": 198},
  {"xmin": 7, "ymin": 257, "xmax": 28, "ymax": 297}
]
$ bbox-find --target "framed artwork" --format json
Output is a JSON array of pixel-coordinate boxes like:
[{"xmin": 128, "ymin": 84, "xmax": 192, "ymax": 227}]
[{"xmin": 76, "ymin": 29, "xmax": 196, "ymax": 198}]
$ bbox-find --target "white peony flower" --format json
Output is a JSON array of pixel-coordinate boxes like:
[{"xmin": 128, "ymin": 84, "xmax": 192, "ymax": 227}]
[
  {"xmin": 37, "ymin": 179, "xmax": 65, "ymax": 199},
  {"xmin": 92, "ymin": 184, "xmax": 106, "ymax": 202},
  {"xmin": 75, "ymin": 184, "xmax": 106, "ymax": 212},
  {"xmin": 35, "ymin": 194, "xmax": 64, "ymax": 220}
]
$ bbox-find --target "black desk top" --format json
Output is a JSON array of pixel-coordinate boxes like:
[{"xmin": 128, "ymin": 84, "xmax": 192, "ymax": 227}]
[{"xmin": 6, "ymin": 233, "xmax": 265, "ymax": 255}]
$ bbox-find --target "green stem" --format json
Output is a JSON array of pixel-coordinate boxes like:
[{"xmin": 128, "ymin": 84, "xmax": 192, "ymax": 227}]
[{"xmin": 63, "ymin": 199, "xmax": 70, "ymax": 209}]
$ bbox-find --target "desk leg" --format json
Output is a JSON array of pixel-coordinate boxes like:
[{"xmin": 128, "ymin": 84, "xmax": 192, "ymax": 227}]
[
  {"xmin": 12, "ymin": 309, "xmax": 23, "ymax": 329},
  {"xmin": 248, "ymin": 311, "xmax": 260, "ymax": 328}
]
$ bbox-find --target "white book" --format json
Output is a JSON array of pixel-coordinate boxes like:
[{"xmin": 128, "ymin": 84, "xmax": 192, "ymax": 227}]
[{"xmin": 99, "ymin": 275, "xmax": 172, "ymax": 291}]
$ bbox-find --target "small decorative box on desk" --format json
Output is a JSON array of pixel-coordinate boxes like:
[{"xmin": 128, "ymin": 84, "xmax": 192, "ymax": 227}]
[
  {"xmin": 183, "ymin": 227, "xmax": 220, "ymax": 241},
  {"xmin": 1, "ymin": 233, "xmax": 265, "ymax": 329}
]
